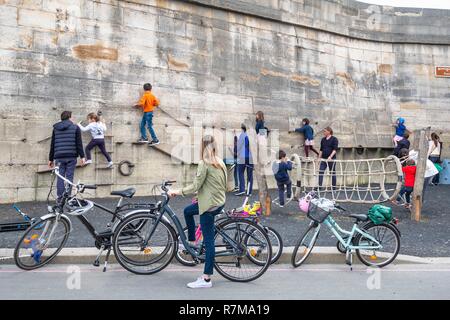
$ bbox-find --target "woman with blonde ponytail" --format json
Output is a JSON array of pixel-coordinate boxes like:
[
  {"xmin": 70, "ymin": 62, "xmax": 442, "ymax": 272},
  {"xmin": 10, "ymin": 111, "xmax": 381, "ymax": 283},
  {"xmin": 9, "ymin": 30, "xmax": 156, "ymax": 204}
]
[{"xmin": 168, "ymin": 135, "xmax": 227, "ymax": 288}]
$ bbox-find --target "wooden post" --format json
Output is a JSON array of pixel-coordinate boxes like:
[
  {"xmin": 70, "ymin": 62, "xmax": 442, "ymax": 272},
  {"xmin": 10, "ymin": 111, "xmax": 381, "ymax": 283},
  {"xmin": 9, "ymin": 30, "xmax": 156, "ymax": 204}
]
[
  {"xmin": 411, "ymin": 128, "xmax": 430, "ymax": 221},
  {"xmin": 245, "ymin": 120, "xmax": 272, "ymax": 216}
]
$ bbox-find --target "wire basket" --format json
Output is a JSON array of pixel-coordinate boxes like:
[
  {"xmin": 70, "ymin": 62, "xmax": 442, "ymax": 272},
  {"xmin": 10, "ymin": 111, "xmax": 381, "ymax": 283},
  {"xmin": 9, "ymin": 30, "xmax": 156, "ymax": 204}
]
[{"xmin": 306, "ymin": 202, "xmax": 331, "ymax": 223}]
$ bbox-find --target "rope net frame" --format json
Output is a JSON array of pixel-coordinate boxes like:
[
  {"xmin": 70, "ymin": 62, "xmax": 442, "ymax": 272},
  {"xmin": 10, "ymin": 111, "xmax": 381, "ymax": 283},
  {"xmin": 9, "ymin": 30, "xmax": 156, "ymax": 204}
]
[{"xmin": 288, "ymin": 154, "xmax": 403, "ymax": 204}]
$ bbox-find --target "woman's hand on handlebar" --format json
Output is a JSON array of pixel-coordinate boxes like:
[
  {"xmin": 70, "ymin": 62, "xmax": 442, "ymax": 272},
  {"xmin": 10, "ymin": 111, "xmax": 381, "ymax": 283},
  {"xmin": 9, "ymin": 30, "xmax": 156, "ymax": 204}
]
[{"xmin": 167, "ymin": 189, "xmax": 180, "ymax": 198}]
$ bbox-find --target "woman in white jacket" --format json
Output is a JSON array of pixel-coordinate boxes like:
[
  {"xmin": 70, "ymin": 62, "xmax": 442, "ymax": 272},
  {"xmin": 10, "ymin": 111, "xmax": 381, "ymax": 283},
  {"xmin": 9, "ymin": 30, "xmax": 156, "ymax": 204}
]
[{"xmin": 78, "ymin": 112, "xmax": 113, "ymax": 168}]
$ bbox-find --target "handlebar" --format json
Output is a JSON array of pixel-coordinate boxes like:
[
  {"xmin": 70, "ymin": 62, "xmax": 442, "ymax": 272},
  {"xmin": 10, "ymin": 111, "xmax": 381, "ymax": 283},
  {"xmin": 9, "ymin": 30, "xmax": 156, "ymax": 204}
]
[
  {"xmin": 161, "ymin": 180, "xmax": 177, "ymax": 192},
  {"xmin": 52, "ymin": 167, "xmax": 97, "ymax": 193}
]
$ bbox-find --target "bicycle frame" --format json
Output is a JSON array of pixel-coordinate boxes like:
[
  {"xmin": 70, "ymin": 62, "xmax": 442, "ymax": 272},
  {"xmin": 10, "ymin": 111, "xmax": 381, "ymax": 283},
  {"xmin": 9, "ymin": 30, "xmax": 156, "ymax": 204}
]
[
  {"xmin": 38, "ymin": 167, "xmax": 155, "ymax": 250},
  {"xmin": 144, "ymin": 192, "xmax": 246, "ymax": 262},
  {"xmin": 311, "ymin": 215, "xmax": 383, "ymax": 251}
]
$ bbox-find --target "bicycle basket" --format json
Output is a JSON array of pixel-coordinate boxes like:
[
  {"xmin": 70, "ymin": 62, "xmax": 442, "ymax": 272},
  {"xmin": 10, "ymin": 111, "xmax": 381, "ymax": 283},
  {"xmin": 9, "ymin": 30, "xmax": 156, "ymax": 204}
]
[{"xmin": 306, "ymin": 202, "xmax": 331, "ymax": 223}]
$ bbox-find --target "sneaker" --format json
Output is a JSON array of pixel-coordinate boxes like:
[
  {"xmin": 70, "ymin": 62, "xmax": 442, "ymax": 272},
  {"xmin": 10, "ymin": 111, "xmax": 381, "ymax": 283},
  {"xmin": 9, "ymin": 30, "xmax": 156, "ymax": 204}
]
[
  {"xmin": 148, "ymin": 140, "xmax": 160, "ymax": 146},
  {"xmin": 187, "ymin": 277, "xmax": 212, "ymax": 289},
  {"xmin": 234, "ymin": 191, "xmax": 246, "ymax": 196},
  {"xmin": 85, "ymin": 160, "xmax": 92, "ymax": 165},
  {"xmin": 137, "ymin": 138, "xmax": 148, "ymax": 143},
  {"xmin": 232, "ymin": 187, "xmax": 239, "ymax": 192},
  {"xmin": 107, "ymin": 161, "xmax": 113, "ymax": 168}
]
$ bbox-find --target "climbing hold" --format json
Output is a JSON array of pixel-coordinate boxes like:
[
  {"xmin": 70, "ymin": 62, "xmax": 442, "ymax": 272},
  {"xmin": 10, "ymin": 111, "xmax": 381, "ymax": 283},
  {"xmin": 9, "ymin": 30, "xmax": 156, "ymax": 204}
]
[{"xmin": 118, "ymin": 160, "xmax": 135, "ymax": 176}]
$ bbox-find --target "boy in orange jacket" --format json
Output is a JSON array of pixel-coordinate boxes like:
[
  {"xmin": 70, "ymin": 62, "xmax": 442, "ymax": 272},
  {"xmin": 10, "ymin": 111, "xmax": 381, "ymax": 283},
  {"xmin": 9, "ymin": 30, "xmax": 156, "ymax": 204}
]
[{"xmin": 134, "ymin": 83, "xmax": 160, "ymax": 145}]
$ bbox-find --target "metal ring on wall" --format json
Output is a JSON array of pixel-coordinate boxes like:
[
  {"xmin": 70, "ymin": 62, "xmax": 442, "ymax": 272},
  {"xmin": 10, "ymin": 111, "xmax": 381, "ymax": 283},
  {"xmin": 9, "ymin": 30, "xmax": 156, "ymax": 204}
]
[{"xmin": 118, "ymin": 160, "xmax": 135, "ymax": 176}]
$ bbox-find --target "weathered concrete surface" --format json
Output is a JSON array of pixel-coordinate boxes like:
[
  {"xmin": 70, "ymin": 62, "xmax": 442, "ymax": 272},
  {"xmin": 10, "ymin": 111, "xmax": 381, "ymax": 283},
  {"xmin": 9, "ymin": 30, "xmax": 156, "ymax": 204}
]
[{"xmin": 0, "ymin": 0, "xmax": 449, "ymax": 203}]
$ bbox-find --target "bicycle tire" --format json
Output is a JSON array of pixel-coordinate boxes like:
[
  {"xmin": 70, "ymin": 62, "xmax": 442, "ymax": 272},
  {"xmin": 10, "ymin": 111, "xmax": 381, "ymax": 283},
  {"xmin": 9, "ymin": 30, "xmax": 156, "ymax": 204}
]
[
  {"xmin": 14, "ymin": 215, "xmax": 71, "ymax": 270},
  {"xmin": 355, "ymin": 222, "xmax": 400, "ymax": 268},
  {"xmin": 291, "ymin": 223, "xmax": 320, "ymax": 268},
  {"xmin": 214, "ymin": 219, "xmax": 272, "ymax": 282},
  {"xmin": 113, "ymin": 213, "xmax": 177, "ymax": 275}
]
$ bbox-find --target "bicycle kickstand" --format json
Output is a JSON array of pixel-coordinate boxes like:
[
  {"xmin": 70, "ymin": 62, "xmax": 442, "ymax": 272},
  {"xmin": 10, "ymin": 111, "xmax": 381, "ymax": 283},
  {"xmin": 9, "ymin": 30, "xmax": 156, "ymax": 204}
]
[
  {"xmin": 103, "ymin": 248, "xmax": 112, "ymax": 272},
  {"xmin": 93, "ymin": 245, "xmax": 105, "ymax": 267},
  {"xmin": 345, "ymin": 249, "xmax": 353, "ymax": 271}
]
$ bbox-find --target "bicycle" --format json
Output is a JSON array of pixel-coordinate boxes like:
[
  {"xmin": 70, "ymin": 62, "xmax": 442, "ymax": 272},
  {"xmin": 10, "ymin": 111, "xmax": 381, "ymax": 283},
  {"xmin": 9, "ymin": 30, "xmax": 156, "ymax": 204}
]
[
  {"xmin": 292, "ymin": 193, "xmax": 401, "ymax": 269},
  {"xmin": 175, "ymin": 211, "xmax": 283, "ymax": 267},
  {"xmin": 14, "ymin": 167, "xmax": 157, "ymax": 271},
  {"xmin": 112, "ymin": 180, "xmax": 272, "ymax": 282}
]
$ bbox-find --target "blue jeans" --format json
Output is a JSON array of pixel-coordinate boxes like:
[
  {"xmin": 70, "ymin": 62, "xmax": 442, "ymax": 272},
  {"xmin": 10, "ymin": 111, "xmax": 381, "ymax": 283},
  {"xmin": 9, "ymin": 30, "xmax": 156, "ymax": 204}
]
[
  {"xmin": 397, "ymin": 186, "xmax": 413, "ymax": 204},
  {"xmin": 233, "ymin": 159, "xmax": 239, "ymax": 188},
  {"xmin": 277, "ymin": 180, "xmax": 292, "ymax": 206},
  {"xmin": 55, "ymin": 158, "xmax": 77, "ymax": 200},
  {"xmin": 140, "ymin": 112, "xmax": 158, "ymax": 141},
  {"xmin": 238, "ymin": 163, "xmax": 253, "ymax": 194},
  {"xmin": 318, "ymin": 160, "xmax": 336, "ymax": 187},
  {"xmin": 183, "ymin": 203, "xmax": 224, "ymax": 275},
  {"xmin": 429, "ymin": 156, "xmax": 440, "ymax": 184}
]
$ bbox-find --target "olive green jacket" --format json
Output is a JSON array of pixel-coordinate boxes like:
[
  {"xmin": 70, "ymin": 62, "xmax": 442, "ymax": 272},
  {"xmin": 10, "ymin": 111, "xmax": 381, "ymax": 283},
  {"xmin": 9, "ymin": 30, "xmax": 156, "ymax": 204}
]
[{"xmin": 181, "ymin": 159, "xmax": 227, "ymax": 215}]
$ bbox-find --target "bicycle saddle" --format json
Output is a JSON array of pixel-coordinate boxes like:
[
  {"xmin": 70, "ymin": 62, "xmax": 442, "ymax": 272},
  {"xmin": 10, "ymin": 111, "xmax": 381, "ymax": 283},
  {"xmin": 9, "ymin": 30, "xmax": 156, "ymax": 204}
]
[
  {"xmin": 349, "ymin": 213, "xmax": 369, "ymax": 222},
  {"xmin": 110, "ymin": 187, "xmax": 136, "ymax": 198}
]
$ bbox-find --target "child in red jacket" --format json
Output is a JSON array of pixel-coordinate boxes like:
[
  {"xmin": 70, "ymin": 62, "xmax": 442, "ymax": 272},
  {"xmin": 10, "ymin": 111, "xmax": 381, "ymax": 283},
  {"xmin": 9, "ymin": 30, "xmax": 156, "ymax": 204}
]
[{"xmin": 394, "ymin": 159, "xmax": 416, "ymax": 209}]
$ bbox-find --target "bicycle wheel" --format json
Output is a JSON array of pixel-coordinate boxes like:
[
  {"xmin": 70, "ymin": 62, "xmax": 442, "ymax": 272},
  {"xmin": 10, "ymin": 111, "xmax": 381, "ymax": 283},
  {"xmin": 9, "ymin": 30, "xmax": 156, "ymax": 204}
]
[
  {"xmin": 175, "ymin": 227, "xmax": 198, "ymax": 267},
  {"xmin": 214, "ymin": 219, "xmax": 271, "ymax": 282},
  {"xmin": 244, "ymin": 226, "xmax": 283, "ymax": 265},
  {"xmin": 355, "ymin": 222, "xmax": 400, "ymax": 268},
  {"xmin": 14, "ymin": 215, "xmax": 71, "ymax": 270},
  {"xmin": 291, "ymin": 223, "xmax": 320, "ymax": 268},
  {"xmin": 113, "ymin": 213, "xmax": 177, "ymax": 275}
]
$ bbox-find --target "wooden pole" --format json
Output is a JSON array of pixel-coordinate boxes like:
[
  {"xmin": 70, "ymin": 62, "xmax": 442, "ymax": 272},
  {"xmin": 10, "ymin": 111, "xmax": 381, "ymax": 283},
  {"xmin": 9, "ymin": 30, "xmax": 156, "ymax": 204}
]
[
  {"xmin": 411, "ymin": 128, "xmax": 430, "ymax": 221},
  {"xmin": 245, "ymin": 120, "xmax": 272, "ymax": 216}
]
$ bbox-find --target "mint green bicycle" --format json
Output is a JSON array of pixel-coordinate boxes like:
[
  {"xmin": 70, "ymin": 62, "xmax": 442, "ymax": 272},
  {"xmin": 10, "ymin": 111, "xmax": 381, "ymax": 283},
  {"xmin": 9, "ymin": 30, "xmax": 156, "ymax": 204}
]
[{"xmin": 292, "ymin": 195, "xmax": 400, "ymax": 268}]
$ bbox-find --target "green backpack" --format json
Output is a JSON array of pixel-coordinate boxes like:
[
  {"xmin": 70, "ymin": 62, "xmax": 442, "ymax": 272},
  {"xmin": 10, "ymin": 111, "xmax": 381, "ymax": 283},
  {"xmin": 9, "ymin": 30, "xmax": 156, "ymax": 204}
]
[{"xmin": 368, "ymin": 205, "xmax": 392, "ymax": 225}]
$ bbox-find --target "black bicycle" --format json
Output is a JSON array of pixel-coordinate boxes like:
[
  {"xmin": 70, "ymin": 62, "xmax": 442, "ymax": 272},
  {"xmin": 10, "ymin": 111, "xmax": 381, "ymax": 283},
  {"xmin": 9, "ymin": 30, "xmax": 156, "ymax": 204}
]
[
  {"xmin": 112, "ymin": 181, "xmax": 272, "ymax": 282},
  {"xmin": 175, "ymin": 213, "xmax": 283, "ymax": 267},
  {"xmin": 14, "ymin": 167, "xmax": 156, "ymax": 271}
]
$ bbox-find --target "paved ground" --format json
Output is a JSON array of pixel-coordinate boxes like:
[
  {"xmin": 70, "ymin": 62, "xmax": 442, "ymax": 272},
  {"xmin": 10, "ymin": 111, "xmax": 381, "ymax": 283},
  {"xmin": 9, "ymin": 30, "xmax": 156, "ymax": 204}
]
[
  {"xmin": 0, "ymin": 263, "xmax": 449, "ymax": 299},
  {"xmin": 1, "ymin": 186, "xmax": 450, "ymax": 257}
]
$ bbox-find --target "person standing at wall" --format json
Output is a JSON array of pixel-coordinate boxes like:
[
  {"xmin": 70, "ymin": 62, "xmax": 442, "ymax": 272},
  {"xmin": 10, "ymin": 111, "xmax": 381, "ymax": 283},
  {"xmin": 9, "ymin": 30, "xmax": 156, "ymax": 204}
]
[
  {"xmin": 318, "ymin": 127, "xmax": 339, "ymax": 189},
  {"xmin": 48, "ymin": 111, "xmax": 86, "ymax": 202},
  {"xmin": 255, "ymin": 111, "xmax": 265, "ymax": 135},
  {"xmin": 427, "ymin": 132, "xmax": 442, "ymax": 185},
  {"xmin": 272, "ymin": 150, "xmax": 293, "ymax": 207},
  {"xmin": 236, "ymin": 124, "xmax": 253, "ymax": 196},
  {"xmin": 293, "ymin": 118, "xmax": 319, "ymax": 158},
  {"xmin": 134, "ymin": 83, "xmax": 160, "ymax": 146}
]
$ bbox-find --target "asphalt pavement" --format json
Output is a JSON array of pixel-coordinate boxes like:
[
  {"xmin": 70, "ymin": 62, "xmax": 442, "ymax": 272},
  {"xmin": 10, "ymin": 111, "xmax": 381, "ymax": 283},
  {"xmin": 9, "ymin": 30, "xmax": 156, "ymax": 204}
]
[{"xmin": 0, "ymin": 263, "xmax": 449, "ymax": 299}]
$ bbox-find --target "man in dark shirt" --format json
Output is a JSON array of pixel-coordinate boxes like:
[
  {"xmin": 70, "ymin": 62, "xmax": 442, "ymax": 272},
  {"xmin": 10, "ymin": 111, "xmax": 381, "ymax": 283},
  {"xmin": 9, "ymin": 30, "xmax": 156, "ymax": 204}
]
[
  {"xmin": 318, "ymin": 127, "xmax": 339, "ymax": 188},
  {"xmin": 392, "ymin": 132, "xmax": 410, "ymax": 158},
  {"xmin": 49, "ymin": 111, "xmax": 85, "ymax": 201}
]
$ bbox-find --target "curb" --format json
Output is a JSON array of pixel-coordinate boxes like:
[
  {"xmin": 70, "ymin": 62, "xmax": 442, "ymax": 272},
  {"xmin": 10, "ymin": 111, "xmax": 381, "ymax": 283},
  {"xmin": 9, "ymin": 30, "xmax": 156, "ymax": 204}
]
[{"xmin": 2, "ymin": 247, "xmax": 450, "ymax": 265}]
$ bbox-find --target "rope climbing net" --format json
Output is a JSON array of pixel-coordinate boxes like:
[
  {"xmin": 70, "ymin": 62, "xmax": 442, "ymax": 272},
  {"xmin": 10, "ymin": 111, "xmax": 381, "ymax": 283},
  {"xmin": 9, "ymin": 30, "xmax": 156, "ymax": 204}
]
[{"xmin": 286, "ymin": 154, "xmax": 403, "ymax": 204}]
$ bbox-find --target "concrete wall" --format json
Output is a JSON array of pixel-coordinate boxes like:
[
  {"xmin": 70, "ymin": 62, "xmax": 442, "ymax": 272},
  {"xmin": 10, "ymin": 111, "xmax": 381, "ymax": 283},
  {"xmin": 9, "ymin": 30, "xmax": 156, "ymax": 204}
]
[{"xmin": 0, "ymin": 0, "xmax": 449, "ymax": 203}]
